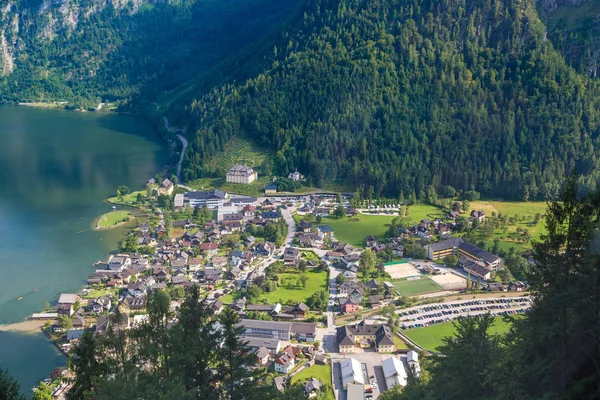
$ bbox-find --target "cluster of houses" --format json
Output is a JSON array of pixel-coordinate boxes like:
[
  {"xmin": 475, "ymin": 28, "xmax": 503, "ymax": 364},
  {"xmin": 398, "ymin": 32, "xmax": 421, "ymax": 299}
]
[
  {"xmin": 336, "ymin": 279, "xmax": 396, "ymax": 314},
  {"xmin": 42, "ymin": 193, "xmax": 297, "ymax": 351},
  {"xmin": 236, "ymin": 319, "xmax": 322, "ymax": 379},
  {"xmin": 398, "ymin": 209, "xmax": 486, "ymax": 239}
]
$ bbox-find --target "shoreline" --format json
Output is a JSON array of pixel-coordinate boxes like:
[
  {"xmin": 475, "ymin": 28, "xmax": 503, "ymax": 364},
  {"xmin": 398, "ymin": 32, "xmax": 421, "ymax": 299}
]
[
  {"xmin": 0, "ymin": 320, "xmax": 46, "ymax": 334},
  {"xmin": 94, "ymin": 214, "xmax": 136, "ymax": 230}
]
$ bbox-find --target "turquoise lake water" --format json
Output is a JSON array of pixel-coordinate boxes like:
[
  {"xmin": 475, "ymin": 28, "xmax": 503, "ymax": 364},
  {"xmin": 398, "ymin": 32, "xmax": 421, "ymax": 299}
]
[{"xmin": 0, "ymin": 106, "xmax": 167, "ymax": 393}]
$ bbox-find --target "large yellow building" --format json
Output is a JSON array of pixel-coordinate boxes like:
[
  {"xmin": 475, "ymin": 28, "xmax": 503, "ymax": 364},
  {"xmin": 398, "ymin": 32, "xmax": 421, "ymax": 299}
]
[{"xmin": 336, "ymin": 321, "xmax": 395, "ymax": 353}]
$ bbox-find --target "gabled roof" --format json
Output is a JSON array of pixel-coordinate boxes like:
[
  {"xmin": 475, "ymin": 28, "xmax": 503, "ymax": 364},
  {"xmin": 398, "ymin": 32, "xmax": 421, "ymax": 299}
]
[
  {"xmin": 382, "ymin": 356, "xmax": 407, "ymax": 388},
  {"xmin": 255, "ymin": 346, "xmax": 271, "ymax": 359},
  {"xmin": 459, "ymin": 241, "xmax": 500, "ymax": 264},
  {"xmin": 336, "ymin": 326, "xmax": 356, "ymax": 346},
  {"xmin": 340, "ymin": 358, "xmax": 364, "ymax": 386},
  {"xmin": 375, "ymin": 324, "xmax": 395, "ymax": 346},
  {"xmin": 303, "ymin": 378, "xmax": 323, "ymax": 394},
  {"xmin": 316, "ymin": 225, "xmax": 334, "ymax": 232}
]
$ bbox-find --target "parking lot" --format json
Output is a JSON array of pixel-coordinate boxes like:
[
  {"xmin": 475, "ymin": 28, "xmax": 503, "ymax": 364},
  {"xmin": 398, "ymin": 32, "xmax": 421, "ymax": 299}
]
[{"xmin": 396, "ymin": 297, "xmax": 532, "ymax": 329}]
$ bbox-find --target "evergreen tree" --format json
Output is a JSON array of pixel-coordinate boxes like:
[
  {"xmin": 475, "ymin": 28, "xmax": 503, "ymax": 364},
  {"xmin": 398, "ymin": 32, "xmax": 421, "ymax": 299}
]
[{"xmin": 0, "ymin": 367, "xmax": 25, "ymax": 400}]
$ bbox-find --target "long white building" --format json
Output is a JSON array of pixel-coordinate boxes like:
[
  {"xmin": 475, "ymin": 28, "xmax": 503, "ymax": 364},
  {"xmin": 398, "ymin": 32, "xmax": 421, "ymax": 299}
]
[{"xmin": 185, "ymin": 189, "xmax": 229, "ymax": 209}]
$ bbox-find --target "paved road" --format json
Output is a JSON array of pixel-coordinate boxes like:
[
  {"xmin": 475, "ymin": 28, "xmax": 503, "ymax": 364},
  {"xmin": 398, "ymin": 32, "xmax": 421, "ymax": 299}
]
[
  {"xmin": 280, "ymin": 207, "xmax": 297, "ymax": 246},
  {"xmin": 176, "ymin": 134, "xmax": 188, "ymax": 182}
]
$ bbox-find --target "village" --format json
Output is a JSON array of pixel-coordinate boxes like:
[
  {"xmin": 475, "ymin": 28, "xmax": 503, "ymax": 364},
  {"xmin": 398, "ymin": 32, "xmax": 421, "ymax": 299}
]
[{"xmin": 31, "ymin": 165, "xmax": 531, "ymax": 400}]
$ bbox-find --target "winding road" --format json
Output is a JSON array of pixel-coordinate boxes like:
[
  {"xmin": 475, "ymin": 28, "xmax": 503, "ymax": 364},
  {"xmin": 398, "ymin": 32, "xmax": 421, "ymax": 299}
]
[
  {"xmin": 163, "ymin": 116, "xmax": 188, "ymax": 182},
  {"xmin": 176, "ymin": 133, "xmax": 188, "ymax": 182}
]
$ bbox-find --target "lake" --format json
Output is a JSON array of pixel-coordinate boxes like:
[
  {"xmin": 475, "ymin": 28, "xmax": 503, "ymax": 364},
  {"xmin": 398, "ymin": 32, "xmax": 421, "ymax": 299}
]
[{"xmin": 0, "ymin": 106, "xmax": 167, "ymax": 393}]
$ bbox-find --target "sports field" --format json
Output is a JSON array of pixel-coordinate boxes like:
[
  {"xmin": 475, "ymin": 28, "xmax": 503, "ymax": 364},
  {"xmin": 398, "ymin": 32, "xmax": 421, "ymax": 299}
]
[
  {"xmin": 384, "ymin": 262, "xmax": 421, "ymax": 279},
  {"xmin": 403, "ymin": 316, "xmax": 515, "ymax": 351},
  {"xmin": 430, "ymin": 273, "xmax": 467, "ymax": 290},
  {"xmin": 391, "ymin": 278, "xmax": 444, "ymax": 296}
]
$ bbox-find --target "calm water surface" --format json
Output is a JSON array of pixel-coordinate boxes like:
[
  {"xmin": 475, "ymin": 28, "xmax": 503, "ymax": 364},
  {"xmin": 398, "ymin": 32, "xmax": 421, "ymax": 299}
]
[{"xmin": 0, "ymin": 106, "xmax": 166, "ymax": 393}]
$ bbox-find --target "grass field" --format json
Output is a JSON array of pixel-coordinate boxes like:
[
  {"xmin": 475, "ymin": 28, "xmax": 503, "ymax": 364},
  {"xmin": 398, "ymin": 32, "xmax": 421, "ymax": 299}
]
[
  {"xmin": 220, "ymin": 270, "xmax": 327, "ymax": 304},
  {"xmin": 403, "ymin": 316, "xmax": 515, "ymax": 351},
  {"xmin": 97, "ymin": 210, "xmax": 134, "ymax": 228},
  {"xmin": 294, "ymin": 214, "xmax": 395, "ymax": 248},
  {"xmin": 391, "ymin": 278, "xmax": 444, "ymax": 296},
  {"xmin": 394, "ymin": 334, "xmax": 409, "ymax": 350},
  {"xmin": 404, "ymin": 203, "xmax": 446, "ymax": 222},
  {"xmin": 188, "ymin": 175, "xmax": 274, "ymax": 197},
  {"xmin": 291, "ymin": 364, "xmax": 333, "ymax": 399},
  {"xmin": 260, "ymin": 270, "xmax": 327, "ymax": 303}
]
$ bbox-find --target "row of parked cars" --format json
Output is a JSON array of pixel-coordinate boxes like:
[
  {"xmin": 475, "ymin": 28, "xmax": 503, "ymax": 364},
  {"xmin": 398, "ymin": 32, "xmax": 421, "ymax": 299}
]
[
  {"xmin": 398, "ymin": 297, "xmax": 531, "ymax": 317},
  {"xmin": 401, "ymin": 306, "xmax": 531, "ymax": 329}
]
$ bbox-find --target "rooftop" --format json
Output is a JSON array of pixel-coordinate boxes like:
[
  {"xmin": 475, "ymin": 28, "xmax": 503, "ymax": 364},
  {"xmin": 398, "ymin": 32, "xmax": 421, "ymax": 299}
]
[{"xmin": 58, "ymin": 294, "xmax": 79, "ymax": 304}]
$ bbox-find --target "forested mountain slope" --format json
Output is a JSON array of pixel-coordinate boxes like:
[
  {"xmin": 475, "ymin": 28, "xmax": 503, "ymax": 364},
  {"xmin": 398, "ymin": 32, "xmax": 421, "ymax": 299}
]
[
  {"xmin": 0, "ymin": 0, "xmax": 298, "ymax": 109},
  {"xmin": 537, "ymin": 0, "xmax": 600, "ymax": 77},
  {"xmin": 2, "ymin": 0, "xmax": 600, "ymax": 200},
  {"xmin": 181, "ymin": 0, "xmax": 600, "ymax": 200}
]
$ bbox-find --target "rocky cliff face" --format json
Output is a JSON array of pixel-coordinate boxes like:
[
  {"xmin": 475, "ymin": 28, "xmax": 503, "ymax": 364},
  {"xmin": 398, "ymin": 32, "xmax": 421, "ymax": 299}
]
[
  {"xmin": 538, "ymin": 0, "xmax": 593, "ymax": 12},
  {"xmin": 0, "ymin": 0, "xmax": 152, "ymax": 76},
  {"xmin": 537, "ymin": 0, "xmax": 600, "ymax": 77}
]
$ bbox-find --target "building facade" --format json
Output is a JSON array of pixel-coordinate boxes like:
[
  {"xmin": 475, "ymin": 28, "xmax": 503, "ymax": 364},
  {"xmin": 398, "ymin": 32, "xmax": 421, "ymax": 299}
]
[
  {"xmin": 226, "ymin": 165, "xmax": 258, "ymax": 184},
  {"xmin": 185, "ymin": 190, "xmax": 229, "ymax": 209}
]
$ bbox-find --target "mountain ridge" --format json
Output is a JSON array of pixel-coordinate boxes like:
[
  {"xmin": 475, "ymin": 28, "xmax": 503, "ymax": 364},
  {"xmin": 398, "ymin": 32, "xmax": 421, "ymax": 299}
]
[
  {"xmin": 2, "ymin": 0, "xmax": 600, "ymax": 200},
  {"xmin": 179, "ymin": 0, "xmax": 600, "ymax": 200}
]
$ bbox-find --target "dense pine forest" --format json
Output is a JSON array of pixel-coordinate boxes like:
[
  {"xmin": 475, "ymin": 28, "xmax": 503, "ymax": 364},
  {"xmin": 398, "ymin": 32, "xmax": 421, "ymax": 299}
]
[
  {"xmin": 3, "ymin": 0, "xmax": 600, "ymax": 197},
  {"xmin": 181, "ymin": 0, "xmax": 600, "ymax": 200}
]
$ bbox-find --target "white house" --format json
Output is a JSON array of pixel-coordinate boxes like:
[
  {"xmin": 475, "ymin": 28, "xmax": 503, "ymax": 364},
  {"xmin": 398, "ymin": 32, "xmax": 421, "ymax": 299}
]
[
  {"xmin": 274, "ymin": 348, "xmax": 295, "ymax": 374},
  {"xmin": 108, "ymin": 255, "xmax": 131, "ymax": 271},
  {"xmin": 288, "ymin": 171, "xmax": 306, "ymax": 181},
  {"xmin": 340, "ymin": 358, "xmax": 365, "ymax": 388},
  {"xmin": 382, "ymin": 356, "xmax": 407, "ymax": 388},
  {"xmin": 407, "ymin": 350, "xmax": 421, "ymax": 378}
]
